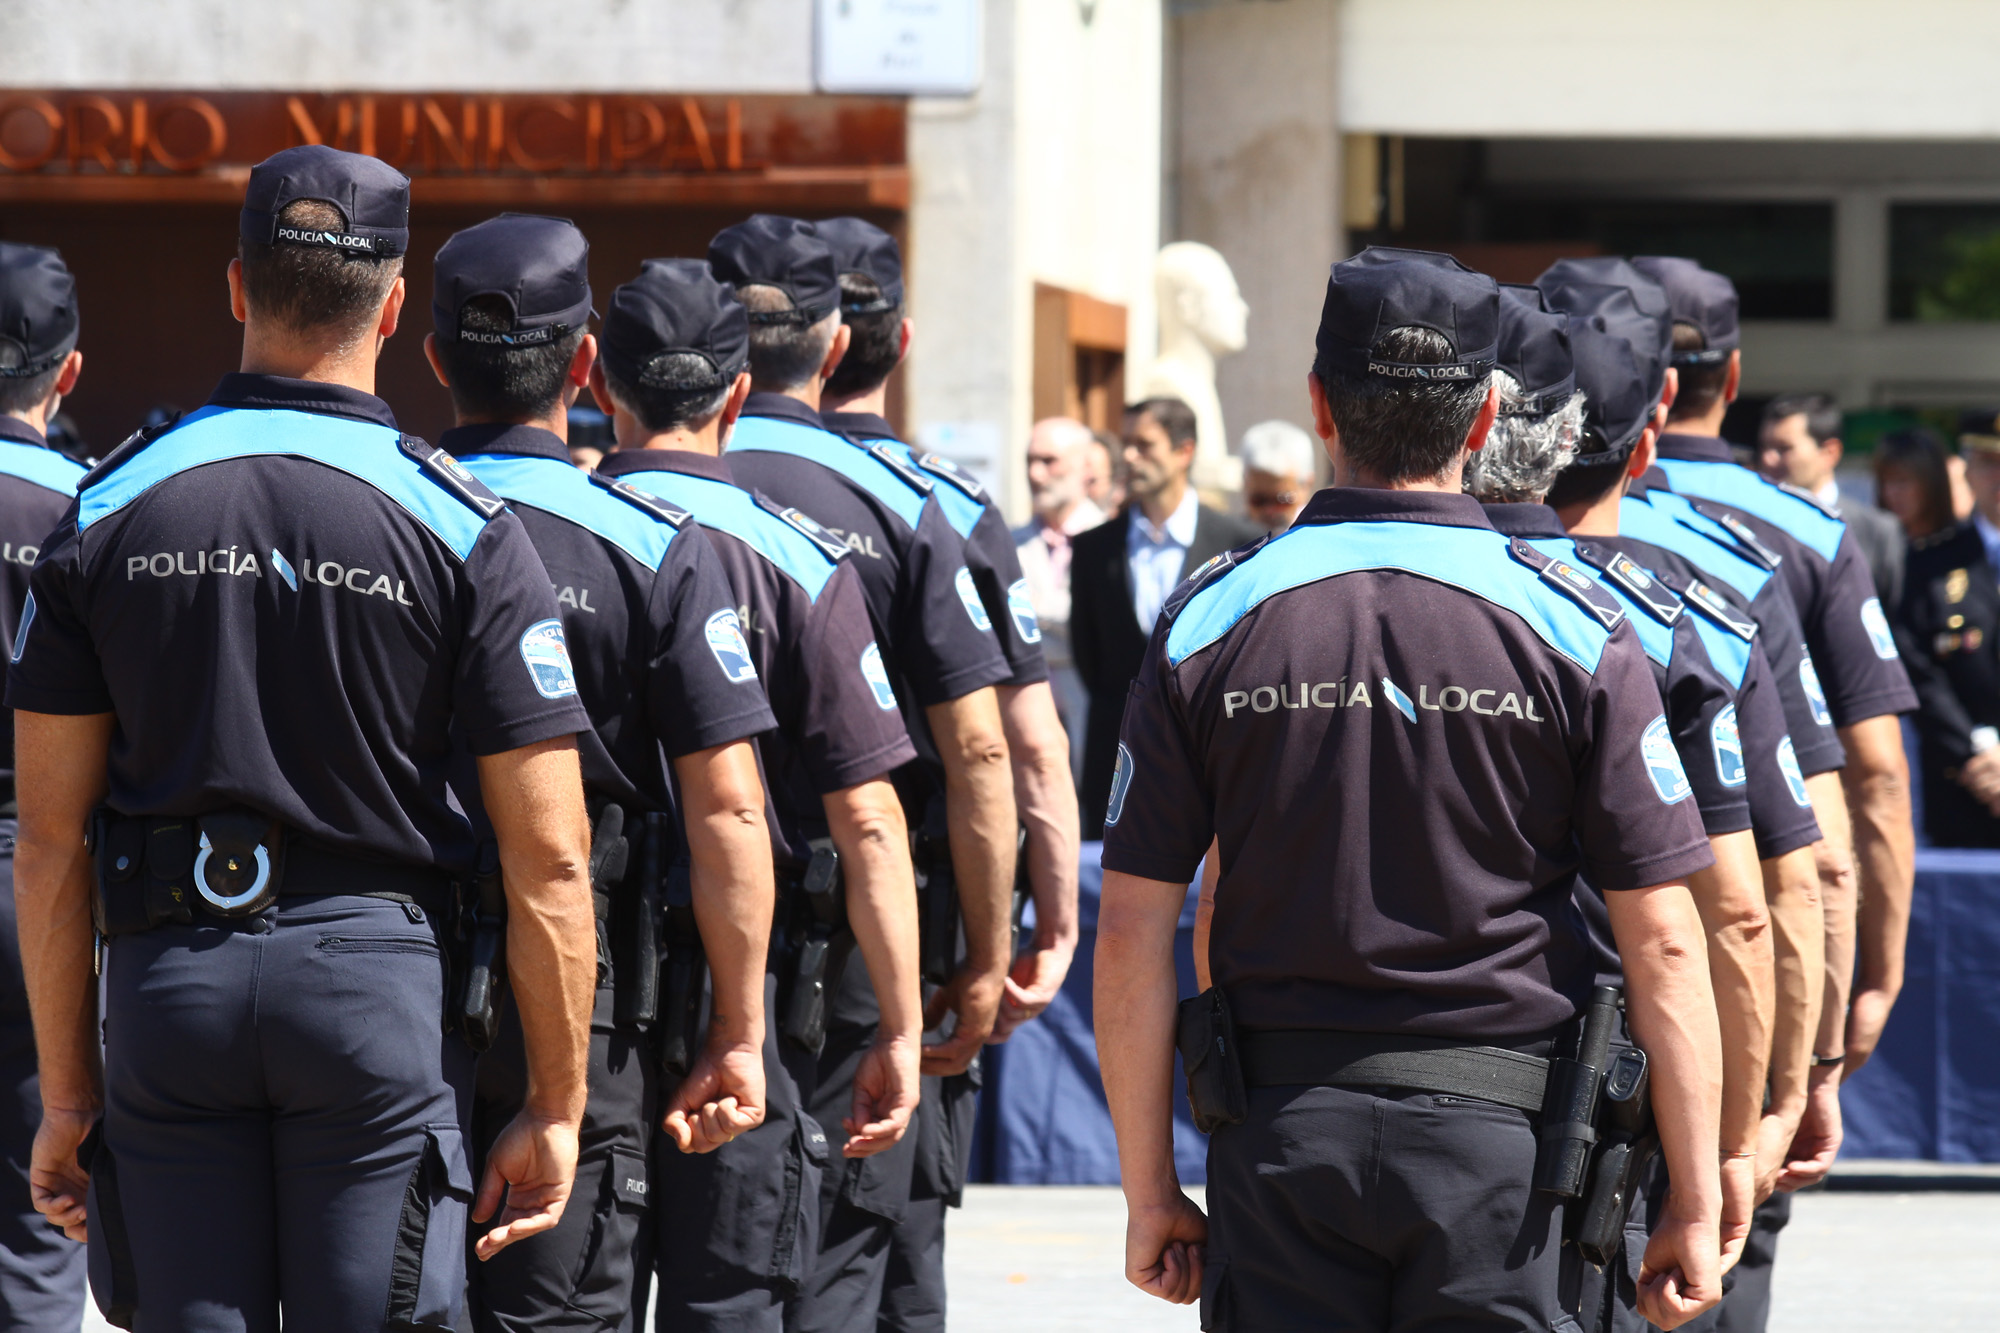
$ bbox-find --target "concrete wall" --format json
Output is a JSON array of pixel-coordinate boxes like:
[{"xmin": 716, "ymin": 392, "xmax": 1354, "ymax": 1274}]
[{"xmin": 1168, "ymin": 0, "xmax": 1339, "ymax": 451}]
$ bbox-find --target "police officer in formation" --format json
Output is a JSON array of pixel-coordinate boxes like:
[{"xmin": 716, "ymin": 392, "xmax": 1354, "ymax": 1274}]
[
  {"xmin": 0, "ymin": 240, "xmax": 90, "ymax": 1332},
  {"xmin": 10, "ymin": 146, "xmax": 602, "ymax": 1330}
]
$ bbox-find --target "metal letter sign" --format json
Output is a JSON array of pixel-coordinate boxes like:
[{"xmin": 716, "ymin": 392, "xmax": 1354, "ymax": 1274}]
[{"xmin": 816, "ymin": 0, "xmax": 983, "ymax": 97}]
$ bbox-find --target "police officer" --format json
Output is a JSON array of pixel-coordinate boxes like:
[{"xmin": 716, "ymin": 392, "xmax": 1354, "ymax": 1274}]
[
  {"xmin": 579, "ymin": 256, "xmax": 928, "ymax": 1329},
  {"xmin": 8, "ymin": 146, "xmax": 600, "ymax": 1331},
  {"xmin": 704, "ymin": 216, "xmax": 1017, "ymax": 1333},
  {"xmin": 421, "ymin": 215, "xmax": 783, "ymax": 1331},
  {"xmin": 813, "ymin": 217, "xmax": 1081, "ymax": 1327},
  {"xmin": 1095, "ymin": 249, "xmax": 1725, "ymax": 1331},
  {"xmin": 0, "ymin": 241, "xmax": 89, "ymax": 1333}
]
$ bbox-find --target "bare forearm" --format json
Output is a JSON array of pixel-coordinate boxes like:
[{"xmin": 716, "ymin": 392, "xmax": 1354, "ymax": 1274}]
[
  {"xmin": 677, "ymin": 745, "xmax": 776, "ymax": 1051},
  {"xmin": 824, "ymin": 780, "xmax": 922, "ymax": 1044},
  {"xmin": 1841, "ymin": 722, "xmax": 1913, "ymax": 1001},
  {"xmin": 1000, "ymin": 683, "xmax": 1079, "ymax": 953},
  {"xmin": 1192, "ymin": 842, "xmax": 1220, "ymax": 993},
  {"xmin": 1762, "ymin": 846, "xmax": 1824, "ymax": 1122},
  {"xmin": 1609, "ymin": 883, "xmax": 1722, "ymax": 1215},
  {"xmin": 1804, "ymin": 771, "xmax": 1857, "ymax": 1054},
  {"xmin": 928, "ymin": 693, "xmax": 1016, "ymax": 975},
  {"xmin": 1095, "ymin": 871, "xmax": 1186, "ymax": 1210},
  {"xmin": 1688, "ymin": 833, "xmax": 1773, "ymax": 1153}
]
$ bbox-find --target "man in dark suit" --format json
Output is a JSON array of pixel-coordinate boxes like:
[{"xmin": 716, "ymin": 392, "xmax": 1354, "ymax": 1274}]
[
  {"xmin": 1900, "ymin": 412, "xmax": 2000, "ymax": 848},
  {"xmin": 1759, "ymin": 392, "xmax": 1906, "ymax": 606},
  {"xmin": 1071, "ymin": 396, "xmax": 1262, "ymax": 837}
]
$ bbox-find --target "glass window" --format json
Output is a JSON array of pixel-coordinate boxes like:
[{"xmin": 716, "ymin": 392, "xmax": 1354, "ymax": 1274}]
[{"xmin": 1889, "ymin": 204, "xmax": 2000, "ymax": 321}]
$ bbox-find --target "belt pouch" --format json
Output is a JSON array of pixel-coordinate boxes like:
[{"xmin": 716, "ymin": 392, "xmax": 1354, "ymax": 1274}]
[
  {"xmin": 145, "ymin": 820, "xmax": 197, "ymax": 927},
  {"xmin": 92, "ymin": 816, "xmax": 154, "ymax": 938},
  {"xmin": 1176, "ymin": 987, "xmax": 1248, "ymax": 1134}
]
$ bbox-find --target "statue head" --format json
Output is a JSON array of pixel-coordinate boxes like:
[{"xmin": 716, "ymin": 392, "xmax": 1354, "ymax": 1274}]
[{"xmin": 1156, "ymin": 242, "xmax": 1248, "ymax": 356}]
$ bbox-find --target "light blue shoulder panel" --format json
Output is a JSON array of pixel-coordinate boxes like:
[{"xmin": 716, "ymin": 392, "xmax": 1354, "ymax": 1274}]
[
  {"xmin": 615, "ymin": 468, "xmax": 836, "ymax": 601},
  {"xmin": 1527, "ymin": 536, "xmax": 1670, "ymax": 667},
  {"xmin": 1654, "ymin": 458, "xmax": 1846, "ymax": 562},
  {"xmin": 79, "ymin": 406, "xmax": 490, "ymax": 559},
  {"xmin": 869, "ymin": 437, "xmax": 984, "ymax": 538},
  {"xmin": 0, "ymin": 440, "xmax": 86, "ymax": 496},
  {"xmin": 1619, "ymin": 492, "xmax": 1774, "ymax": 601},
  {"xmin": 1683, "ymin": 608, "xmax": 1754, "ymax": 690},
  {"xmin": 726, "ymin": 416, "xmax": 928, "ymax": 531},
  {"xmin": 1167, "ymin": 521, "xmax": 1613, "ymax": 673},
  {"xmin": 457, "ymin": 454, "xmax": 676, "ymax": 571}
]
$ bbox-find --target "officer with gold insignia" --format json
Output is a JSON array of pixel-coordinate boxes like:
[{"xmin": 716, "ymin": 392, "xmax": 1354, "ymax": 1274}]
[{"xmin": 1899, "ymin": 410, "xmax": 2000, "ymax": 847}]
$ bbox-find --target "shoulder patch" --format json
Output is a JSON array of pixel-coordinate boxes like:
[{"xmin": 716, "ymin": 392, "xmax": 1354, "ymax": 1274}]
[
  {"xmin": 755, "ymin": 494, "xmax": 851, "ymax": 562},
  {"xmin": 1161, "ymin": 537, "xmax": 1267, "ymax": 627},
  {"xmin": 590, "ymin": 471, "xmax": 689, "ymax": 528},
  {"xmin": 916, "ymin": 452, "xmax": 985, "ymax": 500},
  {"xmin": 399, "ymin": 435, "xmax": 506, "ymax": 520},
  {"xmin": 76, "ymin": 421, "xmax": 172, "ymax": 490},
  {"xmin": 865, "ymin": 443, "xmax": 935, "ymax": 497},
  {"xmin": 1687, "ymin": 499, "xmax": 1782, "ymax": 570},
  {"xmin": 1776, "ymin": 480, "xmax": 1841, "ymax": 518},
  {"xmin": 1507, "ymin": 539, "xmax": 1627, "ymax": 632},
  {"xmin": 1676, "ymin": 576, "xmax": 1759, "ymax": 641},
  {"xmin": 1571, "ymin": 540, "xmax": 1684, "ymax": 626}
]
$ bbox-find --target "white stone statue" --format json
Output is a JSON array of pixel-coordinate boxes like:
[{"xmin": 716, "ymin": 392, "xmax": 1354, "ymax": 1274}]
[{"xmin": 1135, "ymin": 241, "xmax": 1249, "ymax": 493}]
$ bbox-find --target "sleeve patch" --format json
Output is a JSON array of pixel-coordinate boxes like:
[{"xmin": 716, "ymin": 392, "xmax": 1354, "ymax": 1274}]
[
  {"xmin": 519, "ymin": 618, "xmax": 579, "ymax": 699},
  {"xmin": 10, "ymin": 591, "xmax": 34, "ymax": 663},
  {"xmin": 1006, "ymin": 578, "xmax": 1042, "ymax": 644},
  {"xmin": 704, "ymin": 608, "xmax": 760, "ymax": 683},
  {"xmin": 1104, "ymin": 742, "xmax": 1134, "ymax": 827},
  {"xmin": 859, "ymin": 641, "xmax": 900, "ymax": 710},
  {"xmin": 954, "ymin": 566, "xmax": 993, "ymax": 631},
  {"xmin": 1711, "ymin": 704, "xmax": 1746, "ymax": 787},
  {"xmin": 1642, "ymin": 714, "xmax": 1693, "ymax": 804},
  {"xmin": 1860, "ymin": 597, "xmax": 1900, "ymax": 660}
]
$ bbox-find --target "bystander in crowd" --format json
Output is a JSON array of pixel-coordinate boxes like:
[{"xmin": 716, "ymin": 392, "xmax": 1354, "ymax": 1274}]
[
  {"xmin": 1014, "ymin": 416, "xmax": 1106, "ymax": 779},
  {"xmin": 1238, "ymin": 419, "xmax": 1318, "ymax": 532}
]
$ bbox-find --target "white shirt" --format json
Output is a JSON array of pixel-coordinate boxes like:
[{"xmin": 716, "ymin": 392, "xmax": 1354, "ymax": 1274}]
[
  {"xmin": 1012, "ymin": 499, "xmax": 1105, "ymax": 670},
  {"xmin": 1126, "ymin": 487, "xmax": 1200, "ymax": 635}
]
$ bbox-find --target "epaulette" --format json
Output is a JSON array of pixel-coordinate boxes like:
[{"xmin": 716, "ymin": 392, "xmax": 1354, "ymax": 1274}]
[
  {"xmin": 1161, "ymin": 536, "xmax": 1269, "ymax": 627},
  {"xmin": 916, "ymin": 452, "xmax": 986, "ymax": 501},
  {"xmin": 1776, "ymin": 480, "xmax": 1842, "ymax": 519},
  {"xmin": 1687, "ymin": 499, "xmax": 1782, "ymax": 570},
  {"xmin": 77, "ymin": 419, "xmax": 175, "ymax": 490},
  {"xmin": 399, "ymin": 435, "xmax": 506, "ymax": 520},
  {"xmin": 862, "ymin": 443, "xmax": 935, "ymax": 497},
  {"xmin": 1505, "ymin": 538, "xmax": 1627, "ymax": 632},
  {"xmin": 1657, "ymin": 569, "xmax": 1759, "ymax": 641},
  {"xmin": 1570, "ymin": 539, "xmax": 1685, "ymax": 626},
  {"xmin": 589, "ymin": 471, "xmax": 689, "ymax": 528},
  {"xmin": 754, "ymin": 493, "xmax": 849, "ymax": 562}
]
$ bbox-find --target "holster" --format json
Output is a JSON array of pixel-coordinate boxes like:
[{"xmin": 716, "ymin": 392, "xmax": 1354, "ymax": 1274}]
[
  {"xmin": 457, "ymin": 841, "xmax": 506, "ymax": 1052},
  {"xmin": 1535, "ymin": 985, "xmax": 1622, "ymax": 1198},
  {"xmin": 915, "ymin": 796, "xmax": 958, "ymax": 985},
  {"xmin": 779, "ymin": 839, "xmax": 845, "ymax": 1056},
  {"xmin": 658, "ymin": 858, "xmax": 706, "ymax": 1093},
  {"xmin": 612, "ymin": 810, "xmax": 664, "ymax": 1027},
  {"xmin": 1572, "ymin": 1044, "xmax": 1656, "ymax": 1267},
  {"xmin": 1176, "ymin": 986, "xmax": 1248, "ymax": 1134}
]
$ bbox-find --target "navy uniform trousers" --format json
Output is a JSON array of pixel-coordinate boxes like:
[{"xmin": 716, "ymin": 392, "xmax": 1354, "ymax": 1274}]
[
  {"xmin": 91, "ymin": 893, "xmax": 474, "ymax": 1332},
  {"xmin": 0, "ymin": 816, "xmax": 88, "ymax": 1331}
]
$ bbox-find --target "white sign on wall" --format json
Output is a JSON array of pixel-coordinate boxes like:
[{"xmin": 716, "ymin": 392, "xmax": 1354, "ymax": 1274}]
[{"xmin": 816, "ymin": 0, "xmax": 983, "ymax": 97}]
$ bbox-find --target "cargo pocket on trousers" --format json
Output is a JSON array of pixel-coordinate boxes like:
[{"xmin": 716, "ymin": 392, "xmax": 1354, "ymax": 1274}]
[
  {"xmin": 386, "ymin": 1125, "xmax": 474, "ymax": 1332},
  {"xmin": 83, "ymin": 1122, "xmax": 139, "ymax": 1331},
  {"xmin": 768, "ymin": 1113, "xmax": 830, "ymax": 1293},
  {"xmin": 561, "ymin": 1145, "xmax": 651, "ymax": 1324}
]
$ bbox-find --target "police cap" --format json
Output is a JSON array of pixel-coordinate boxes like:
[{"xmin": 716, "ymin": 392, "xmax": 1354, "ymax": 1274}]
[
  {"xmin": 707, "ymin": 215, "xmax": 839, "ymax": 326},
  {"xmin": 1537, "ymin": 274, "xmax": 1670, "ymax": 411},
  {"xmin": 1631, "ymin": 255, "xmax": 1740, "ymax": 363},
  {"xmin": 815, "ymin": 217, "xmax": 904, "ymax": 313},
  {"xmin": 1537, "ymin": 256, "xmax": 1672, "ymax": 360},
  {"xmin": 1494, "ymin": 283, "xmax": 1574, "ymax": 416},
  {"xmin": 1957, "ymin": 409, "xmax": 2000, "ymax": 455},
  {"xmin": 0, "ymin": 241, "xmax": 79, "ymax": 380},
  {"xmin": 601, "ymin": 258, "xmax": 749, "ymax": 392},
  {"xmin": 239, "ymin": 144, "xmax": 410, "ymax": 259},
  {"xmin": 1567, "ymin": 316, "xmax": 1654, "ymax": 456},
  {"xmin": 432, "ymin": 214, "xmax": 594, "ymax": 349},
  {"xmin": 1316, "ymin": 245, "xmax": 1498, "ymax": 384}
]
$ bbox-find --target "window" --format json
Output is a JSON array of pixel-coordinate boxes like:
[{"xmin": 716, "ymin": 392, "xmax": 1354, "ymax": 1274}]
[{"xmin": 1889, "ymin": 204, "xmax": 2000, "ymax": 321}]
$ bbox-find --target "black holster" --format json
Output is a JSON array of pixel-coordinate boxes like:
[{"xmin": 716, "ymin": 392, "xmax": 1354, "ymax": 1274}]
[
  {"xmin": 457, "ymin": 842, "xmax": 506, "ymax": 1052},
  {"xmin": 1535, "ymin": 985, "xmax": 1622, "ymax": 1197},
  {"xmin": 658, "ymin": 858, "xmax": 706, "ymax": 1093},
  {"xmin": 1572, "ymin": 1044, "xmax": 1656, "ymax": 1267},
  {"xmin": 611, "ymin": 810, "xmax": 664, "ymax": 1028},
  {"xmin": 915, "ymin": 796, "xmax": 958, "ymax": 985},
  {"xmin": 1176, "ymin": 986, "xmax": 1248, "ymax": 1134},
  {"xmin": 779, "ymin": 839, "xmax": 845, "ymax": 1056}
]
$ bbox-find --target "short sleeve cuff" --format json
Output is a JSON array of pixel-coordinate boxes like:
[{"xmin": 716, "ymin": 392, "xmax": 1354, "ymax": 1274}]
[
  {"xmin": 1101, "ymin": 840, "xmax": 1203, "ymax": 886},
  {"xmin": 909, "ymin": 655, "xmax": 1013, "ymax": 709},
  {"xmin": 811, "ymin": 735, "xmax": 919, "ymax": 796},
  {"xmin": 1827, "ymin": 683, "xmax": 1920, "ymax": 728},
  {"xmin": 668, "ymin": 703, "xmax": 779, "ymax": 761},
  {"xmin": 1754, "ymin": 815, "xmax": 1822, "ymax": 862},
  {"xmin": 1792, "ymin": 731, "xmax": 1848, "ymax": 778},
  {"xmin": 4, "ymin": 680, "xmax": 114, "ymax": 716},
  {"xmin": 1693, "ymin": 799, "xmax": 1752, "ymax": 838},
  {"xmin": 1587, "ymin": 838, "xmax": 1716, "ymax": 893},
  {"xmin": 461, "ymin": 702, "xmax": 594, "ymax": 757}
]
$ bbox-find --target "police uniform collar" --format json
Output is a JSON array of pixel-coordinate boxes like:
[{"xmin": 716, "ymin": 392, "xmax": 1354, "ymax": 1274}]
[
  {"xmin": 596, "ymin": 447, "xmax": 736, "ymax": 484},
  {"xmin": 819, "ymin": 409, "xmax": 896, "ymax": 442},
  {"xmin": 1479, "ymin": 502, "xmax": 1568, "ymax": 538},
  {"xmin": 438, "ymin": 421, "xmax": 569, "ymax": 463},
  {"xmin": 1627, "ymin": 467, "xmax": 1667, "ymax": 500},
  {"xmin": 1654, "ymin": 433, "xmax": 1736, "ymax": 465},
  {"xmin": 0, "ymin": 415, "xmax": 48, "ymax": 449},
  {"xmin": 741, "ymin": 391, "xmax": 834, "ymax": 434},
  {"xmin": 1295, "ymin": 486, "xmax": 1496, "ymax": 530},
  {"xmin": 206, "ymin": 373, "xmax": 399, "ymax": 430}
]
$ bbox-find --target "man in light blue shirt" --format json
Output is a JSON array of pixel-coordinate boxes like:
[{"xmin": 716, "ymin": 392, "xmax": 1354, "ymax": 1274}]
[{"xmin": 1128, "ymin": 476, "xmax": 1201, "ymax": 633}]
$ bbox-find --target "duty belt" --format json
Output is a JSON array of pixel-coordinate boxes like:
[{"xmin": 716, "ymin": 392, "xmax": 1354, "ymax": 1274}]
[{"xmin": 1239, "ymin": 1029, "xmax": 1550, "ymax": 1115}]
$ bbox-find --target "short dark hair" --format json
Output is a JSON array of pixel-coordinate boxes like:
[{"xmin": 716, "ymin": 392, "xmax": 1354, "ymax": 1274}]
[
  {"xmin": 1667, "ymin": 322, "xmax": 1730, "ymax": 421},
  {"xmin": 1128, "ymin": 396, "xmax": 1198, "ymax": 449},
  {"xmin": 740, "ymin": 285, "xmax": 838, "ymax": 392},
  {"xmin": 435, "ymin": 294, "xmax": 584, "ymax": 422},
  {"xmin": 239, "ymin": 199, "xmax": 402, "ymax": 341},
  {"xmin": 824, "ymin": 273, "xmax": 904, "ymax": 400},
  {"xmin": 1763, "ymin": 392, "xmax": 1842, "ymax": 445},
  {"xmin": 1314, "ymin": 327, "xmax": 1488, "ymax": 484},
  {"xmin": 602, "ymin": 353, "xmax": 732, "ymax": 434},
  {"xmin": 0, "ymin": 360, "xmax": 62, "ymax": 415}
]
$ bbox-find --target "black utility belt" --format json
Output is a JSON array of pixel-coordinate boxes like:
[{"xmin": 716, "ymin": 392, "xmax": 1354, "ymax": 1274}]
[
  {"xmin": 89, "ymin": 808, "xmax": 451, "ymax": 937},
  {"xmin": 1237, "ymin": 1029, "xmax": 1549, "ymax": 1114}
]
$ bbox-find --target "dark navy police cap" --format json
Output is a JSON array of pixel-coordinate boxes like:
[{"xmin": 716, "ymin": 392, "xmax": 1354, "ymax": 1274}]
[
  {"xmin": 1566, "ymin": 316, "xmax": 1654, "ymax": 458},
  {"xmin": 240, "ymin": 144, "xmax": 410, "ymax": 258},
  {"xmin": 815, "ymin": 217, "xmax": 904, "ymax": 313},
  {"xmin": 601, "ymin": 258, "xmax": 749, "ymax": 393},
  {"xmin": 0, "ymin": 242, "xmax": 79, "ymax": 379},
  {"xmin": 1316, "ymin": 245, "xmax": 1499, "ymax": 383},
  {"xmin": 1537, "ymin": 256, "xmax": 1671, "ymax": 360},
  {"xmin": 1537, "ymin": 275, "xmax": 1669, "ymax": 411},
  {"xmin": 1631, "ymin": 255, "xmax": 1740, "ymax": 362},
  {"xmin": 1957, "ymin": 409, "xmax": 2000, "ymax": 454},
  {"xmin": 1493, "ymin": 284, "xmax": 1573, "ymax": 416},
  {"xmin": 707, "ymin": 215, "xmax": 840, "ymax": 326},
  {"xmin": 432, "ymin": 214, "xmax": 594, "ymax": 348}
]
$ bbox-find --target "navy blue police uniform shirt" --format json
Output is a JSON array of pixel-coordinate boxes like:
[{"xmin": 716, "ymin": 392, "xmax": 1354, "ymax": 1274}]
[
  {"xmin": 0, "ymin": 415, "xmax": 86, "ymax": 791},
  {"xmin": 1653, "ymin": 435, "xmax": 1917, "ymax": 728},
  {"xmin": 1104, "ymin": 488, "xmax": 1713, "ymax": 1040},
  {"xmin": 723, "ymin": 393, "xmax": 1009, "ymax": 762},
  {"xmin": 442, "ymin": 424, "xmax": 778, "ymax": 817},
  {"xmin": 593, "ymin": 447, "xmax": 917, "ymax": 866},
  {"xmin": 822, "ymin": 409, "xmax": 1050, "ymax": 689},
  {"xmin": 1622, "ymin": 470, "xmax": 1847, "ymax": 778},
  {"xmin": 5, "ymin": 375, "xmax": 591, "ymax": 873}
]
